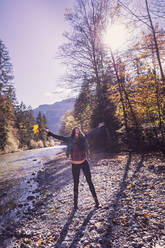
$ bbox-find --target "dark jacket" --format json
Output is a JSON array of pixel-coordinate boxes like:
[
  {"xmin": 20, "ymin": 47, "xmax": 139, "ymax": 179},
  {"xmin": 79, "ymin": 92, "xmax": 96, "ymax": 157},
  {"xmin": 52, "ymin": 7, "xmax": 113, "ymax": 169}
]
[{"xmin": 47, "ymin": 127, "xmax": 99, "ymax": 157}]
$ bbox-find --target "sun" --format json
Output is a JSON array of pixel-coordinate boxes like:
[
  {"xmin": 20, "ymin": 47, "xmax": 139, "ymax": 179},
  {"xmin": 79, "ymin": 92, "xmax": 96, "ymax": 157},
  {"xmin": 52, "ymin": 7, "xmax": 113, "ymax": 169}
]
[{"xmin": 103, "ymin": 23, "xmax": 129, "ymax": 51}]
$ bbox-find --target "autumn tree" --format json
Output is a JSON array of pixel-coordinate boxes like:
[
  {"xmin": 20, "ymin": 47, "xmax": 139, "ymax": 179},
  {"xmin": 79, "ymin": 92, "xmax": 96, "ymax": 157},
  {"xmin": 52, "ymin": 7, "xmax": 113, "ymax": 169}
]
[
  {"xmin": 59, "ymin": 110, "xmax": 77, "ymax": 136},
  {"xmin": 58, "ymin": 0, "xmax": 165, "ymax": 152},
  {"xmin": 15, "ymin": 102, "xmax": 35, "ymax": 148},
  {"xmin": 74, "ymin": 78, "xmax": 95, "ymax": 133},
  {"xmin": 126, "ymin": 31, "xmax": 165, "ymax": 149},
  {"xmin": 117, "ymin": 0, "xmax": 165, "ymax": 84},
  {"xmin": 59, "ymin": 0, "xmax": 120, "ymax": 149}
]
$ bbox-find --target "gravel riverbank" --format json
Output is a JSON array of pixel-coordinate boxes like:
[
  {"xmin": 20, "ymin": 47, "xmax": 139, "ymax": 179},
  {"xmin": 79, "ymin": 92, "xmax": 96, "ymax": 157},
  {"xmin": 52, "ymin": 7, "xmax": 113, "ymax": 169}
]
[{"xmin": 4, "ymin": 151, "xmax": 165, "ymax": 248}]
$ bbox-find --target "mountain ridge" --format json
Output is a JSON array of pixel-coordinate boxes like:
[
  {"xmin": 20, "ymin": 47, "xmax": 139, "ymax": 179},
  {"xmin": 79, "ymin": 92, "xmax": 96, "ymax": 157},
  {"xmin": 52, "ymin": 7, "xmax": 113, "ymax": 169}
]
[{"xmin": 33, "ymin": 98, "xmax": 75, "ymax": 133}]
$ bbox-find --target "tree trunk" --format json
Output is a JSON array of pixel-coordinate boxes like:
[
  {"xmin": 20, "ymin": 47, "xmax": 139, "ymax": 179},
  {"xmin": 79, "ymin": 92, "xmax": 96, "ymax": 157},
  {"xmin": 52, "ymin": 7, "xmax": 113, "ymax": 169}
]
[
  {"xmin": 145, "ymin": 0, "xmax": 165, "ymax": 84},
  {"xmin": 111, "ymin": 52, "xmax": 129, "ymax": 132}
]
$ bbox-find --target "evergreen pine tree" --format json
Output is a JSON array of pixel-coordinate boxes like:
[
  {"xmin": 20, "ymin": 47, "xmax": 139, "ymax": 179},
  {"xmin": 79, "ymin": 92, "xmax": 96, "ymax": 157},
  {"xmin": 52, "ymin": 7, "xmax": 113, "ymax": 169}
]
[
  {"xmin": 0, "ymin": 40, "xmax": 16, "ymax": 104},
  {"xmin": 0, "ymin": 40, "xmax": 17, "ymax": 150}
]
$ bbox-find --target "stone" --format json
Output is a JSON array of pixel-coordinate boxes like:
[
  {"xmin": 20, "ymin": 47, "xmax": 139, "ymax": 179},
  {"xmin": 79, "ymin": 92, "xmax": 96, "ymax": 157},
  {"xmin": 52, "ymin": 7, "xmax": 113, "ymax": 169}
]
[
  {"xmin": 157, "ymin": 223, "xmax": 164, "ymax": 230},
  {"xmin": 142, "ymin": 235, "xmax": 152, "ymax": 242}
]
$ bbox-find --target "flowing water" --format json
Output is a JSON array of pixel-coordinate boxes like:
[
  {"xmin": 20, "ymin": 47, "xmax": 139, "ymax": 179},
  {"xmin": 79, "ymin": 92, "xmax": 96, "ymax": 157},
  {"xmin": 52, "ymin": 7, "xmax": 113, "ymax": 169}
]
[{"xmin": 0, "ymin": 146, "xmax": 65, "ymax": 229}]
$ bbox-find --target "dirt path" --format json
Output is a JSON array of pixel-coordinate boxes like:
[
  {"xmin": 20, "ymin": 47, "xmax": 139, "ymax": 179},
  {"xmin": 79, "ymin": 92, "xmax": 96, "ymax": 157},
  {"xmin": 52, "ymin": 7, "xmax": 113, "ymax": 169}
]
[{"xmin": 5, "ymin": 152, "xmax": 165, "ymax": 247}]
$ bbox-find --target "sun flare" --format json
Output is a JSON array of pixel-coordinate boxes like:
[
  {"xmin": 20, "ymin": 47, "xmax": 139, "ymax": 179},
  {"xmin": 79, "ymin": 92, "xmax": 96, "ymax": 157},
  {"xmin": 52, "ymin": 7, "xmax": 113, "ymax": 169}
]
[{"xmin": 103, "ymin": 23, "xmax": 128, "ymax": 51}]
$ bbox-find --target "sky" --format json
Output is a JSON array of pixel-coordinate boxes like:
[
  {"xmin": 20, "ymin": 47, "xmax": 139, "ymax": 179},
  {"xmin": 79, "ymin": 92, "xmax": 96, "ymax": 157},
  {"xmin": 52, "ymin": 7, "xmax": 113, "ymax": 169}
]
[{"xmin": 0, "ymin": 0, "xmax": 75, "ymax": 108}]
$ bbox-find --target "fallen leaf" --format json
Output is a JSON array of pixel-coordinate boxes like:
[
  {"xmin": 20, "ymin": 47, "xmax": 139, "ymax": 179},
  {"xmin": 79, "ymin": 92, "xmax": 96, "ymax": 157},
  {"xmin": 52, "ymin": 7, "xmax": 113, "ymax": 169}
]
[
  {"xmin": 37, "ymin": 239, "xmax": 42, "ymax": 246},
  {"xmin": 120, "ymin": 217, "xmax": 127, "ymax": 223},
  {"xmin": 47, "ymin": 236, "xmax": 53, "ymax": 241},
  {"xmin": 126, "ymin": 185, "xmax": 132, "ymax": 190},
  {"xmin": 55, "ymin": 213, "xmax": 61, "ymax": 217},
  {"xmin": 143, "ymin": 213, "xmax": 149, "ymax": 219}
]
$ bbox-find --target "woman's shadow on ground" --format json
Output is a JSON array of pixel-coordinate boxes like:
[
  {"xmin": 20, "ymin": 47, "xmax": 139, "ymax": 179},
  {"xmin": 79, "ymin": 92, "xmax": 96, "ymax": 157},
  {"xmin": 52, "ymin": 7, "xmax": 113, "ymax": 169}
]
[{"xmin": 54, "ymin": 207, "xmax": 97, "ymax": 248}]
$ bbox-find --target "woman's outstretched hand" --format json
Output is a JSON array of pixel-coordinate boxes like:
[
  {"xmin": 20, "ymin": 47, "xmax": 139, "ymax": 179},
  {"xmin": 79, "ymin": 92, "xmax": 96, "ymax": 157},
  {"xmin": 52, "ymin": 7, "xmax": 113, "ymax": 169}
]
[{"xmin": 98, "ymin": 122, "xmax": 104, "ymax": 128}]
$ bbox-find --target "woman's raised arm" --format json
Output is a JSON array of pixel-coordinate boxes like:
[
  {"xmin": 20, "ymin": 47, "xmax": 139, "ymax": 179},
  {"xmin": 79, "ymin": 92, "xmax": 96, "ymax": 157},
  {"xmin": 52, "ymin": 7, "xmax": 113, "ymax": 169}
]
[
  {"xmin": 40, "ymin": 128, "xmax": 69, "ymax": 142},
  {"xmin": 85, "ymin": 122, "xmax": 104, "ymax": 138}
]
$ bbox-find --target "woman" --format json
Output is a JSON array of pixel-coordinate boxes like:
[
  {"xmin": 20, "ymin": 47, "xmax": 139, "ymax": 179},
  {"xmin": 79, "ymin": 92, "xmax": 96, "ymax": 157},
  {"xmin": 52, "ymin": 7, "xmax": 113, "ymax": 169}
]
[{"xmin": 41, "ymin": 122, "xmax": 104, "ymax": 210}]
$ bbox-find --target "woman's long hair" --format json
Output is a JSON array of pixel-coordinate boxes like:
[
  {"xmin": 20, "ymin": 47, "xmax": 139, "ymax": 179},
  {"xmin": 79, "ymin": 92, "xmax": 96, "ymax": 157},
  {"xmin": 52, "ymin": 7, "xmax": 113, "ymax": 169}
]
[{"xmin": 71, "ymin": 127, "xmax": 87, "ymax": 150}]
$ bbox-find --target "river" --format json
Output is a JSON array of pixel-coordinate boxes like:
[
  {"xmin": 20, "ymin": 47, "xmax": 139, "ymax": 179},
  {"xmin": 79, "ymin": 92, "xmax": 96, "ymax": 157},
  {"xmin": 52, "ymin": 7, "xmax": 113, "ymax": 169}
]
[{"xmin": 0, "ymin": 146, "xmax": 65, "ymax": 232}]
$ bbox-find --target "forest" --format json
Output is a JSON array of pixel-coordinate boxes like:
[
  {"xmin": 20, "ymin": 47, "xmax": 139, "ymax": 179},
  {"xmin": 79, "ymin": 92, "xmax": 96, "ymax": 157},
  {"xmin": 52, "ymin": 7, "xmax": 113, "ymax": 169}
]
[
  {"xmin": 0, "ymin": 40, "xmax": 51, "ymax": 153},
  {"xmin": 58, "ymin": 0, "xmax": 165, "ymax": 154},
  {"xmin": 0, "ymin": 0, "xmax": 165, "ymax": 154}
]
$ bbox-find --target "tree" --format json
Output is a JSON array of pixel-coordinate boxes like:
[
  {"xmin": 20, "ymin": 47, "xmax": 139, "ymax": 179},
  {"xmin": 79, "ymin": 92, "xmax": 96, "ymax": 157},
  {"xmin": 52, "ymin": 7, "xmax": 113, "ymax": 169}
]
[
  {"xmin": 117, "ymin": 0, "xmax": 165, "ymax": 84},
  {"xmin": 107, "ymin": 25, "xmax": 165, "ymax": 151},
  {"xmin": 59, "ymin": 0, "xmax": 119, "ymax": 145},
  {"xmin": 15, "ymin": 102, "xmax": 35, "ymax": 148},
  {"xmin": 58, "ymin": 0, "xmax": 165, "ymax": 152},
  {"xmin": 0, "ymin": 95, "xmax": 15, "ymax": 150},
  {"xmin": 74, "ymin": 78, "xmax": 95, "ymax": 132},
  {"xmin": 0, "ymin": 40, "xmax": 16, "ymax": 104},
  {"xmin": 36, "ymin": 111, "xmax": 48, "ymax": 144},
  {"xmin": 59, "ymin": 110, "xmax": 77, "ymax": 136},
  {"xmin": 60, "ymin": 0, "xmax": 109, "ymax": 81},
  {"xmin": 0, "ymin": 40, "xmax": 17, "ymax": 150}
]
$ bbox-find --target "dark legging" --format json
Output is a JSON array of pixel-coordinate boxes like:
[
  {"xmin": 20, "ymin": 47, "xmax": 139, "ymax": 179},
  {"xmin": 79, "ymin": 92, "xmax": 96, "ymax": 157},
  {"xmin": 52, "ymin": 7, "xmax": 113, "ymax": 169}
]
[{"xmin": 72, "ymin": 160, "xmax": 98, "ymax": 205}]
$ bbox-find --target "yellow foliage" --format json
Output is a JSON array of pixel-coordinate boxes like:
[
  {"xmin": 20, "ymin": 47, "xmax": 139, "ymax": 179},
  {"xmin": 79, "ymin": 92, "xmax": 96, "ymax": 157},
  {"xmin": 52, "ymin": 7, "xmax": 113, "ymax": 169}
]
[{"xmin": 33, "ymin": 124, "xmax": 39, "ymax": 134}]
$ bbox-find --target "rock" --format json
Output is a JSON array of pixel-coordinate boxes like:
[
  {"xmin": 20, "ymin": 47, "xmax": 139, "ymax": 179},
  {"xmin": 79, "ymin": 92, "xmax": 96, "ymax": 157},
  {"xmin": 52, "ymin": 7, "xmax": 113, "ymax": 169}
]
[
  {"xmin": 14, "ymin": 229, "xmax": 25, "ymax": 239},
  {"xmin": 35, "ymin": 200, "xmax": 44, "ymax": 207},
  {"xmin": 27, "ymin": 195, "xmax": 35, "ymax": 201},
  {"xmin": 18, "ymin": 203, "xmax": 23, "ymax": 208},
  {"xmin": 154, "ymin": 244, "xmax": 165, "ymax": 248},
  {"xmin": 60, "ymin": 242, "xmax": 68, "ymax": 248},
  {"xmin": 23, "ymin": 238, "xmax": 32, "ymax": 244},
  {"xmin": 33, "ymin": 189, "xmax": 40, "ymax": 194},
  {"xmin": 81, "ymin": 239, "xmax": 89, "ymax": 246},
  {"xmin": 156, "ymin": 166, "xmax": 165, "ymax": 174},
  {"xmin": 20, "ymin": 243, "xmax": 31, "ymax": 248},
  {"xmin": 14, "ymin": 229, "xmax": 33, "ymax": 239},
  {"xmin": 132, "ymin": 243, "xmax": 144, "ymax": 248},
  {"xmin": 148, "ymin": 165, "xmax": 155, "ymax": 171},
  {"xmin": 142, "ymin": 236, "xmax": 152, "ymax": 242},
  {"xmin": 41, "ymin": 215, "xmax": 47, "ymax": 220},
  {"xmin": 157, "ymin": 223, "xmax": 164, "ymax": 230}
]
